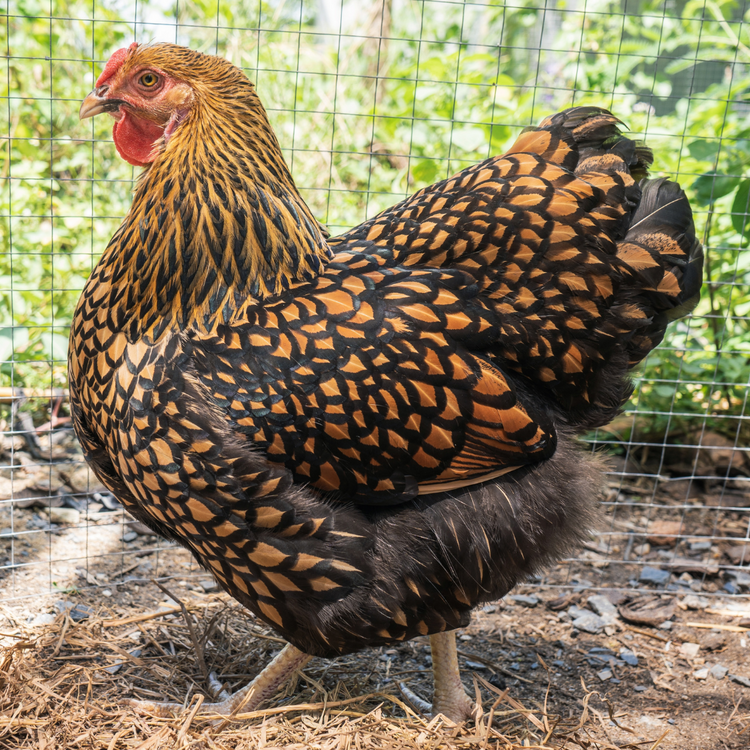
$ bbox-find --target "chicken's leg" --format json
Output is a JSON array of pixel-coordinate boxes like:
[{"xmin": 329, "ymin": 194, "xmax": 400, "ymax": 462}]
[
  {"xmin": 429, "ymin": 630, "xmax": 476, "ymax": 722},
  {"xmin": 127, "ymin": 642, "xmax": 311, "ymax": 718}
]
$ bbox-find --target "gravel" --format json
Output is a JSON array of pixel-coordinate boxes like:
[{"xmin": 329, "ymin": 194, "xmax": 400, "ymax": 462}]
[
  {"xmin": 587, "ymin": 594, "xmax": 618, "ymax": 623},
  {"xmin": 639, "ymin": 566, "xmax": 671, "ymax": 586},
  {"xmin": 509, "ymin": 594, "xmax": 540, "ymax": 608},
  {"xmin": 619, "ymin": 648, "xmax": 639, "ymax": 667},
  {"xmin": 572, "ymin": 612, "xmax": 607, "ymax": 634},
  {"xmin": 54, "ymin": 601, "xmax": 93, "ymax": 622}
]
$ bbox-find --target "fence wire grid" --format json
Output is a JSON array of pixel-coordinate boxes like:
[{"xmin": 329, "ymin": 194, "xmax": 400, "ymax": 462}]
[{"xmin": 2, "ymin": 0, "xmax": 750, "ymax": 612}]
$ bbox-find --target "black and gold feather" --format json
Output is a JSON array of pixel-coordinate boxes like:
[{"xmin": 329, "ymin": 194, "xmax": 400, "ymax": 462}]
[{"xmin": 69, "ymin": 45, "xmax": 702, "ymax": 657}]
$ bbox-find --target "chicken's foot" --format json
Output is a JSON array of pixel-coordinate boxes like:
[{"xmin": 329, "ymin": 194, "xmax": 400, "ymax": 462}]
[
  {"xmin": 126, "ymin": 642, "xmax": 311, "ymax": 719},
  {"xmin": 428, "ymin": 630, "xmax": 476, "ymax": 722}
]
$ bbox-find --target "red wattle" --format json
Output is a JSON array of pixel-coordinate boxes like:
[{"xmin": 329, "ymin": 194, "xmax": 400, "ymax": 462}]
[{"xmin": 112, "ymin": 112, "xmax": 164, "ymax": 168}]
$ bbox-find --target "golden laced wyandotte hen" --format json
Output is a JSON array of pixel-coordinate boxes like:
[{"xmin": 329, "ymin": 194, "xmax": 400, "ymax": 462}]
[{"xmin": 73, "ymin": 43, "xmax": 703, "ymax": 722}]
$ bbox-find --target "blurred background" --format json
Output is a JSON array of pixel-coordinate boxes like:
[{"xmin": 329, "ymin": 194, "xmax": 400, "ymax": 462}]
[{"xmin": 2, "ymin": 0, "xmax": 750, "ymax": 605}]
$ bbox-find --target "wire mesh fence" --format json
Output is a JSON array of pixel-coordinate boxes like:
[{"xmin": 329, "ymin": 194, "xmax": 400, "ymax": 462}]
[{"xmin": 2, "ymin": 0, "xmax": 750, "ymax": 610}]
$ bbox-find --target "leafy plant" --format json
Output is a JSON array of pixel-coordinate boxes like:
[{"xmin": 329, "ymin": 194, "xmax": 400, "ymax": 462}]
[{"xmin": 2, "ymin": 0, "xmax": 748, "ymax": 445}]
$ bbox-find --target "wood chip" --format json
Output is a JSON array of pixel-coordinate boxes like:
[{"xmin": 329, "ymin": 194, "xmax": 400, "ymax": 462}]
[{"xmin": 685, "ymin": 621, "xmax": 750, "ymax": 633}]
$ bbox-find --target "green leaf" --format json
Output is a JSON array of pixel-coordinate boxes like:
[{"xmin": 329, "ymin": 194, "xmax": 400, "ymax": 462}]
[
  {"xmin": 411, "ymin": 159, "xmax": 440, "ymax": 186},
  {"xmin": 0, "ymin": 327, "xmax": 29, "ymax": 362},
  {"xmin": 0, "ymin": 328, "xmax": 14, "ymax": 362},
  {"xmin": 40, "ymin": 332, "xmax": 69, "ymax": 363},
  {"xmin": 687, "ymin": 139, "xmax": 720, "ymax": 162},
  {"xmin": 732, "ymin": 179, "xmax": 750, "ymax": 236},
  {"xmin": 691, "ymin": 173, "xmax": 742, "ymax": 204}
]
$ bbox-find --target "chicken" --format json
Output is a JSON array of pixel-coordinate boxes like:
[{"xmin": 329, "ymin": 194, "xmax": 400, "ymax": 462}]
[{"xmin": 72, "ymin": 43, "xmax": 703, "ymax": 721}]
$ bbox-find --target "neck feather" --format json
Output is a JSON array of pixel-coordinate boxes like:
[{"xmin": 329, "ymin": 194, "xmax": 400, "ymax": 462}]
[{"xmin": 102, "ymin": 79, "xmax": 330, "ymax": 339}]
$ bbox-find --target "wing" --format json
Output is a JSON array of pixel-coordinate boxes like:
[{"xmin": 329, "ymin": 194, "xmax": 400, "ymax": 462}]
[{"xmin": 190, "ymin": 260, "xmax": 556, "ymax": 505}]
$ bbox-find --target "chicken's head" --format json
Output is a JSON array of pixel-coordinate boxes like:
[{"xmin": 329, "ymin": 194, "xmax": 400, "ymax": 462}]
[{"xmin": 79, "ymin": 43, "xmax": 195, "ymax": 167}]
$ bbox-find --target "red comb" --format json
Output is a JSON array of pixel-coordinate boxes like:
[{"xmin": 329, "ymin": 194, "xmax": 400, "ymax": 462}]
[{"xmin": 96, "ymin": 42, "xmax": 138, "ymax": 87}]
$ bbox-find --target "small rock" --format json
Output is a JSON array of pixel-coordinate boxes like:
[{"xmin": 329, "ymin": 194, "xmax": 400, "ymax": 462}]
[
  {"xmin": 679, "ymin": 642, "xmax": 700, "ymax": 659},
  {"xmin": 105, "ymin": 648, "xmax": 142, "ymax": 675},
  {"xmin": 489, "ymin": 674, "xmax": 506, "ymax": 690},
  {"xmin": 127, "ymin": 520, "xmax": 153, "ymax": 535},
  {"xmin": 634, "ymin": 685, "xmax": 648, "ymax": 692},
  {"xmin": 588, "ymin": 595, "xmax": 618, "ymax": 623},
  {"xmin": 46, "ymin": 507, "xmax": 80, "ymax": 525},
  {"xmin": 690, "ymin": 541, "xmax": 713, "ymax": 553},
  {"xmin": 693, "ymin": 668, "xmax": 709, "ymax": 680},
  {"xmin": 26, "ymin": 514, "xmax": 48, "ymax": 530},
  {"xmin": 93, "ymin": 492, "xmax": 120, "ymax": 510},
  {"xmin": 724, "ymin": 544, "xmax": 750, "ymax": 566},
  {"xmin": 639, "ymin": 714, "xmax": 665, "ymax": 728},
  {"xmin": 659, "ymin": 621, "xmax": 673, "ymax": 630},
  {"xmin": 681, "ymin": 595, "xmax": 708, "ymax": 610},
  {"xmin": 700, "ymin": 632, "xmax": 727, "ymax": 651},
  {"xmin": 198, "ymin": 579, "xmax": 218, "ymax": 592},
  {"xmin": 54, "ymin": 601, "xmax": 93, "ymax": 622},
  {"xmin": 727, "ymin": 571, "xmax": 750, "ymax": 590},
  {"xmin": 730, "ymin": 674, "xmax": 750, "ymax": 688},
  {"xmin": 639, "ymin": 566, "xmax": 671, "ymax": 586},
  {"xmin": 597, "ymin": 669, "xmax": 613, "ymax": 681},
  {"xmin": 619, "ymin": 648, "xmax": 639, "ymax": 667},
  {"xmin": 604, "ymin": 590, "xmax": 628, "ymax": 606},
  {"xmin": 102, "ymin": 589, "xmax": 112, "ymax": 597},
  {"xmin": 28, "ymin": 612, "xmax": 56, "ymax": 627},
  {"xmin": 464, "ymin": 660, "xmax": 486, "ymax": 670},
  {"xmin": 633, "ymin": 543, "xmax": 651, "ymax": 557},
  {"xmin": 587, "ymin": 647, "xmax": 617, "ymax": 666},
  {"xmin": 724, "ymin": 582, "xmax": 738, "ymax": 595},
  {"xmin": 122, "ymin": 531, "xmax": 138, "ymax": 543},
  {"xmin": 572, "ymin": 612, "xmax": 606, "ymax": 634},
  {"xmin": 509, "ymin": 595, "xmax": 539, "ymax": 608},
  {"xmin": 710, "ymin": 665, "xmax": 728, "ymax": 680},
  {"xmin": 647, "ymin": 520, "xmax": 683, "ymax": 547}
]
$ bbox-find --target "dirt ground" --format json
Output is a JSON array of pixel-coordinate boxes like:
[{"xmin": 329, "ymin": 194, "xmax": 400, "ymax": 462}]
[
  {"xmin": 2, "ymin": 417, "xmax": 750, "ymax": 748},
  {"xmin": 1, "ymin": 539, "xmax": 749, "ymax": 749}
]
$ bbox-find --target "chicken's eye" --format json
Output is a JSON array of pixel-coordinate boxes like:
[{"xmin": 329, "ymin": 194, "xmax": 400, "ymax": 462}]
[{"xmin": 139, "ymin": 72, "xmax": 159, "ymax": 88}]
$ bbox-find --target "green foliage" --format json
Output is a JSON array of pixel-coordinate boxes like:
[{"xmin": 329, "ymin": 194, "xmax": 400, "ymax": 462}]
[{"xmin": 2, "ymin": 0, "xmax": 748, "ymax": 442}]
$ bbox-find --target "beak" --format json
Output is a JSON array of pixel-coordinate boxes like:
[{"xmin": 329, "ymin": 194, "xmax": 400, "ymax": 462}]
[{"xmin": 79, "ymin": 87, "xmax": 124, "ymax": 120}]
